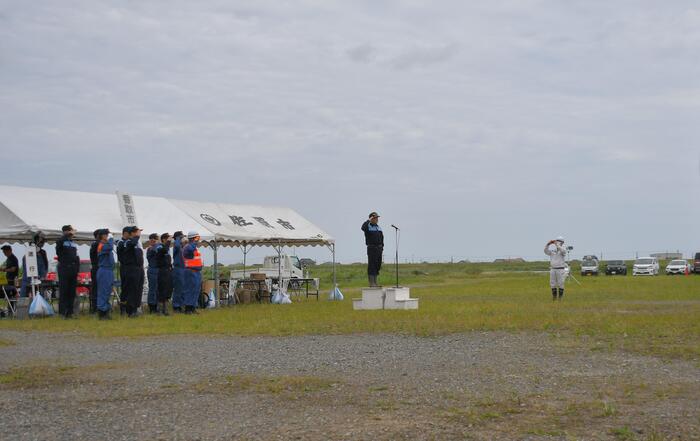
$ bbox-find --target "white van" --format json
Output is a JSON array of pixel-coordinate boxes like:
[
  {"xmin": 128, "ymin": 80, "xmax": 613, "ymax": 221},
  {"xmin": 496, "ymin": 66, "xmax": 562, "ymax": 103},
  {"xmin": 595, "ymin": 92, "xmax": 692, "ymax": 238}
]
[{"xmin": 632, "ymin": 257, "xmax": 659, "ymax": 276}]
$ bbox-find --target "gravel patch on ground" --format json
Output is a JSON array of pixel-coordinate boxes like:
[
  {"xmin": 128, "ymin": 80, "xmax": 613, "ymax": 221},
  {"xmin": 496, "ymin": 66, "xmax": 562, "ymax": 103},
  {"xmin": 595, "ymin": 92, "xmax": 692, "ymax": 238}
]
[{"xmin": 0, "ymin": 330, "xmax": 698, "ymax": 440}]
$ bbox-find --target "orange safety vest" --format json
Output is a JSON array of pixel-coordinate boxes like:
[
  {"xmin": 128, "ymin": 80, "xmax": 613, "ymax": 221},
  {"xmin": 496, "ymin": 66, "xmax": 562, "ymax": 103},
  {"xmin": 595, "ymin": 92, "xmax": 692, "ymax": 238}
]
[{"xmin": 184, "ymin": 247, "xmax": 203, "ymax": 269}]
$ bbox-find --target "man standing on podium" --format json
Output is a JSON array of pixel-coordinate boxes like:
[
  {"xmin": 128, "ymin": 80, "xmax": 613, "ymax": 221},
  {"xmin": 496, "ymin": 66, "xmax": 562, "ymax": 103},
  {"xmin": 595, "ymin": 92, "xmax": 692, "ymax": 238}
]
[{"xmin": 361, "ymin": 212, "xmax": 384, "ymax": 287}]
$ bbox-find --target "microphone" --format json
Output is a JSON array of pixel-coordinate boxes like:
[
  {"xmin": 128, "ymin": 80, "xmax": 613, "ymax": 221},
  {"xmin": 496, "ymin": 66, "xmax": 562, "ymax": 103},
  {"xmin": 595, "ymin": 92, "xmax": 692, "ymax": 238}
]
[{"xmin": 391, "ymin": 224, "xmax": 399, "ymax": 230}]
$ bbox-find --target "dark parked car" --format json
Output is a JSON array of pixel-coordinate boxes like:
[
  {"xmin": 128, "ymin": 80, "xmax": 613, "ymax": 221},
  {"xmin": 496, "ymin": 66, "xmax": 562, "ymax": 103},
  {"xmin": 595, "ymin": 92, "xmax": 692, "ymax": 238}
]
[
  {"xmin": 605, "ymin": 260, "xmax": 627, "ymax": 275},
  {"xmin": 694, "ymin": 253, "xmax": 700, "ymax": 274}
]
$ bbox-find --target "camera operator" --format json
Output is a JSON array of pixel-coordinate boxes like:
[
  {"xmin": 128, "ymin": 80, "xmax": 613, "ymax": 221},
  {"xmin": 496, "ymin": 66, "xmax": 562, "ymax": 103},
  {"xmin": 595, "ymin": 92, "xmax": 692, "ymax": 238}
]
[{"xmin": 544, "ymin": 236, "xmax": 567, "ymax": 301}]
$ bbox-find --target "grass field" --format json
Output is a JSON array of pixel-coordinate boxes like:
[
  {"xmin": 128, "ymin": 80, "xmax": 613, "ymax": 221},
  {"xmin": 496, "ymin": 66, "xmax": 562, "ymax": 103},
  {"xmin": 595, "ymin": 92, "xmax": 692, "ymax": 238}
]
[{"xmin": 1, "ymin": 262, "xmax": 699, "ymax": 360}]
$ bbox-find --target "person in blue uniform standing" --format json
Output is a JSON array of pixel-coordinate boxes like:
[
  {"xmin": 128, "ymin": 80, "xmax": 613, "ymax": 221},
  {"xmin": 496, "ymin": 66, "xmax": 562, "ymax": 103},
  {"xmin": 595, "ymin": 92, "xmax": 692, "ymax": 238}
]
[
  {"xmin": 56, "ymin": 225, "xmax": 80, "ymax": 318},
  {"xmin": 145, "ymin": 233, "xmax": 160, "ymax": 313},
  {"xmin": 88, "ymin": 229, "xmax": 100, "ymax": 313},
  {"xmin": 96, "ymin": 229, "xmax": 115, "ymax": 320},
  {"xmin": 182, "ymin": 231, "xmax": 203, "ymax": 314},
  {"xmin": 155, "ymin": 233, "xmax": 173, "ymax": 316},
  {"xmin": 171, "ymin": 231, "xmax": 186, "ymax": 313},
  {"xmin": 20, "ymin": 232, "xmax": 49, "ymax": 297},
  {"xmin": 361, "ymin": 212, "xmax": 384, "ymax": 287},
  {"xmin": 118, "ymin": 226, "xmax": 144, "ymax": 317}
]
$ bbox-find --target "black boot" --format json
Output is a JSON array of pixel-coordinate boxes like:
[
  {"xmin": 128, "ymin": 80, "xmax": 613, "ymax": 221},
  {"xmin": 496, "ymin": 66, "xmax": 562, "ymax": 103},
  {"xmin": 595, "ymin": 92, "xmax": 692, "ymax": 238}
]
[
  {"xmin": 558, "ymin": 288, "xmax": 564, "ymax": 300},
  {"xmin": 148, "ymin": 304, "xmax": 158, "ymax": 314},
  {"xmin": 160, "ymin": 302, "xmax": 169, "ymax": 316},
  {"xmin": 552, "ymin": 288, "xmax": 557, "ymax": 301},
  {"xmin": 184, "ymin": 305, "xmax": 193, "ymax": 315},
  {"xmin": 173, "ymin": 306, "xmax": 183, "ymax": 313},
  {"xmin": 120, "ymin": 304, "xmax": 127, "ymax": 316},
  {"xmin": 368, "ymin": 275, "xmax": 373, "ymax": 287}
]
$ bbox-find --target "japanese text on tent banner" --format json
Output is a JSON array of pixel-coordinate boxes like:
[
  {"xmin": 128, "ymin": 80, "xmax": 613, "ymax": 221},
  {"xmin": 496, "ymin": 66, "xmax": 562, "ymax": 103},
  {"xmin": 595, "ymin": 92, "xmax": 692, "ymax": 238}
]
[{"xmin": 117, "ymin": 191, "xmax": 138, "ymax": 226}]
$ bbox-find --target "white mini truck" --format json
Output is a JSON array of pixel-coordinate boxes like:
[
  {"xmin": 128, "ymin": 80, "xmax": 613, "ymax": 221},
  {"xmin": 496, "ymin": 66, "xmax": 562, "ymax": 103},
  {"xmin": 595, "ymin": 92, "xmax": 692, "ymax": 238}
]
[{"xmin": 230, "ymin": 254, "xmax": 306, "ymax": 280}]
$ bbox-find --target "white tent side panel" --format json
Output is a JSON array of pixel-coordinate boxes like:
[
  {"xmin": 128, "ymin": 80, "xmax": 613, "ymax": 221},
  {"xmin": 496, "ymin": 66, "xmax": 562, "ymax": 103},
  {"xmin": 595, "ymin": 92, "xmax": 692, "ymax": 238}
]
[
  {"xmin": 0, "ymin": 185, "xmax": 119, "ymax": 241},
  {"xmin": 0, "ymin": 201, "xmax": 32, "ymax": 239}
]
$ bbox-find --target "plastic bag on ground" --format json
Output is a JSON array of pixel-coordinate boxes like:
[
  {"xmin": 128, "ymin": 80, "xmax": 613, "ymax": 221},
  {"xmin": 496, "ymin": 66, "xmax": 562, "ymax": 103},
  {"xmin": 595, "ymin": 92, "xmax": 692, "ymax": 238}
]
[
  {"xmin": 207, "ymin": 290, "xmax": 216, "ymax": 308},
  {"xmin": 29, "ymin": 294, "xmax": 53, "ymax": 317},
  {"xmin": 328, "ymin": 285, "xmax": 344, "ymax": 301},
  {"xmin": 271, "ymin": 289, "xmax": 282, "ymax": 304},
  {"xmin": 279, "ymin": 291, "xmax": 292, "ymax": 304}
]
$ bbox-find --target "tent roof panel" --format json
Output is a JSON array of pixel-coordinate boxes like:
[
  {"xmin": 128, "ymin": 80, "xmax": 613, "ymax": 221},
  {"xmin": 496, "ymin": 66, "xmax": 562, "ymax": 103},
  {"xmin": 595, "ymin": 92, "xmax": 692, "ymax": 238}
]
[{"xmin": 0, "ymin": 185, "xmax": 333, "ymax": 247}]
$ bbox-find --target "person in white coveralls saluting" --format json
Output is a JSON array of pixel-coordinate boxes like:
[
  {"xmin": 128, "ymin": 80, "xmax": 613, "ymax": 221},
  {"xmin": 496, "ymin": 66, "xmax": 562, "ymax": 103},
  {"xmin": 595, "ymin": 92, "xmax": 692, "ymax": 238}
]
[{"xmin": 544, "ymin": 236, "xmax": 567, "ymax": 301}]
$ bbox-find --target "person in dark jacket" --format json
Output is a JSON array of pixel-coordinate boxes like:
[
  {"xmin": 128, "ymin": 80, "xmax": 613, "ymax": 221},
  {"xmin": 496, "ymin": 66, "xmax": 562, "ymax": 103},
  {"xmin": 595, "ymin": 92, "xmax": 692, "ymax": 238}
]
[
  {"xmin": 361, "ymin": 212, "xmax": 384, "ymax": 287},
  {"xmin": 116, "ymin": 227, "xmax": 131, "ymax": 315},
  {"xmin": 1, "ymin": 245, "xmax": 18, "ymax": 282},
  {"xmin": 117, "ymin": 226, "xmax": 144, "ymax": 317},
  {"xmin": 145, "ymin": 233, "xmax": 160, "ymax": 313},
  {"xmin": 96, "ymin": 229, "xmax": 115, "ymax": 320},
  {"xmin": 20, "ymin": 232, "xmax": 49, "ymax": 297},
  {"xmin": 1, "ymin": 245, "xmax": 19, "ymax": 312},
  {"xmin": 56, "ymin": 225, "xmax": 80, "ymax": 318},
  {"xmin": 88, "ymin": 229, "xmax": 100, "ymax": 313},
  {"xmin": 155, "ymin": 233, "xmax": 173, "ymax": 316}
]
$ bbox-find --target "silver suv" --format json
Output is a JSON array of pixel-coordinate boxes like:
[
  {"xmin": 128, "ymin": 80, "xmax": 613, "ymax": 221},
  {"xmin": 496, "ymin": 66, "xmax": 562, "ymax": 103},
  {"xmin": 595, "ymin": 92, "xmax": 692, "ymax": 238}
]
[{"xmin": 580, "ymin": 259, "xmax": 599, "ymax": 276}]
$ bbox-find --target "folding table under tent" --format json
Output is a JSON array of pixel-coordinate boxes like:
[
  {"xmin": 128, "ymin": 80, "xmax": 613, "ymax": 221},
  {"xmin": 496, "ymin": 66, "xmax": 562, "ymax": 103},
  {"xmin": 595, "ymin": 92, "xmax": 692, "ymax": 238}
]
[{"xmin": 0, "ymin": 185, "xmax": 337, "ymax": 303}]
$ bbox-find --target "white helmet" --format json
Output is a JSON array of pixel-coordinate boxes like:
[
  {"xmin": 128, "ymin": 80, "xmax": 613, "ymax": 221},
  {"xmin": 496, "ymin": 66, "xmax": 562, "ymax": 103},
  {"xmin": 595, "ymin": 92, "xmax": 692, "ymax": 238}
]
[{"xmin": 556, "ymin": 236, "xmax": 565, "ymax": 243}]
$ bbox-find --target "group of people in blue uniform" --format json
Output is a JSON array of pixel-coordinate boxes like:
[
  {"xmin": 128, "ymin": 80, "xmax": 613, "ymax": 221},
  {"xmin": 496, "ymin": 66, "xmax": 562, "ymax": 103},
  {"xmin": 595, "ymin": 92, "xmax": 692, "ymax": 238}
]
[{"xmin": 87, "ymin": 227, "xmax": 203, "ymax": 320}]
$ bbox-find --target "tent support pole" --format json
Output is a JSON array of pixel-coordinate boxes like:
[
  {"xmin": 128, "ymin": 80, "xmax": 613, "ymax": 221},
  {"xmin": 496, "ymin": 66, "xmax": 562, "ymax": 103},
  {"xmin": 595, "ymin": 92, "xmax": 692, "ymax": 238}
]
[
  {"xmin": 332, "ymin": 243, "xmax": 336, "ymax": 288},
  {"xmin": 277, "ymin": 240, "xmax": 282, "ymax": 283},
  {"xmin": 242, "ymin": 243, "xmax": 248, "ymax": 279},
  {"xmin": 213, "ymin": 239, "xmax": 219, "ymax": 307}
]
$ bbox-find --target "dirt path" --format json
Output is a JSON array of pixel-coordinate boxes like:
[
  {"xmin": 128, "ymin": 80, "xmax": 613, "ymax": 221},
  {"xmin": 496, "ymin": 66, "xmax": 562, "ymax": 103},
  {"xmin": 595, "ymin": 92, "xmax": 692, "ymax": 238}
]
[{"xmin": 1, "ymin": 331, "xmax": 698, "ymax": 440}]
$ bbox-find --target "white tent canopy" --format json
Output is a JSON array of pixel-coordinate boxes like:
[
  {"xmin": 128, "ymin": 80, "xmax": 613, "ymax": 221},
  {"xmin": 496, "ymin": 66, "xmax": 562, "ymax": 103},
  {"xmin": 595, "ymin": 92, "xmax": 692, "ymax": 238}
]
[
  {"xmin": 0, "ymin": 185, "xmax": 334, "ymax": 247},
  {"xmin": 0, "ymin": 185, "xmax": 338, "ymax": 299}
]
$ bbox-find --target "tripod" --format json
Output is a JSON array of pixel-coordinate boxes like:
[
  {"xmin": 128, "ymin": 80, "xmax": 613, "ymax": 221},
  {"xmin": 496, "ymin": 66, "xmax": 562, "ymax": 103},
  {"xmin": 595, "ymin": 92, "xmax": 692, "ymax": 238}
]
[{"xmin": 565, "ymin": 248, "xmax": 581, "ymax": 285}]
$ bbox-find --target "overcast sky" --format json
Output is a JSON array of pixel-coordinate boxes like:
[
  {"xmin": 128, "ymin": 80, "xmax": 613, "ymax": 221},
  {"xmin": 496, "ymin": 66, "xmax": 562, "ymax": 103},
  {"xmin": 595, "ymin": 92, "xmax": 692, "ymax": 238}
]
[{"xmin": 1, "ymin": 1, "xmax": 699, "ymax": 263}]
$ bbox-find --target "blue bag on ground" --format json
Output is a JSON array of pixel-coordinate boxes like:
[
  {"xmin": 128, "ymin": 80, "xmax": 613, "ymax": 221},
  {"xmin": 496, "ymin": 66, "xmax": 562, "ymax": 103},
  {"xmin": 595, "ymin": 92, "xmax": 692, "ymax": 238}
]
[
  {"xmin": 279, "ymin": 292, "xmax": 292, "ymax": 304},
  {"xmin": 29, "ymin": 294, "xmax": 54, "ymax": 317},
  {"xmin": 271, "ymin": 288, "xmax": 282, "ymax": 304},
  {"xmin": 328, "ymin": 285, "xmax": 344, "ymax": 301},
  {"xmin": 207, "ymin": 289, "xmax": 216, "ymax": 308}
]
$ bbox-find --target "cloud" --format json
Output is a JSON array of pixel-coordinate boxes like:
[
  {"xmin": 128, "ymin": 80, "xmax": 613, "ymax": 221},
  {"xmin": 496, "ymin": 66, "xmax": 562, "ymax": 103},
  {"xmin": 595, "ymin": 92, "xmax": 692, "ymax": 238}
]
[
  {"xmin": 346, "ymin": 43, "xmax": 376, "ymax": 63},
  {"xmin": 0, "ymin": 1, "xmax": 698, "ymax": 262},
  {"xmin": 389, "ymin": 43, "xmax": 459, "ymax": 70}
]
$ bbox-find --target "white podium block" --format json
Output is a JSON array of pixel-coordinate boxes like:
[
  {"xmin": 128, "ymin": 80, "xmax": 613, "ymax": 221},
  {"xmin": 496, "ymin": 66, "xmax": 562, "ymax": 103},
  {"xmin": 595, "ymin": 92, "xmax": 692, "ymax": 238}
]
[
  {"xmin": 353, "ymin": 287, "xmax": 384, "ymax": 310},
  {"xmin": 353, "ymin": 286, "xmax": 419, "ymax": 310},
  {"xmin": 384, "ymin": 287, "xmax": 419, "ymax": 309}
]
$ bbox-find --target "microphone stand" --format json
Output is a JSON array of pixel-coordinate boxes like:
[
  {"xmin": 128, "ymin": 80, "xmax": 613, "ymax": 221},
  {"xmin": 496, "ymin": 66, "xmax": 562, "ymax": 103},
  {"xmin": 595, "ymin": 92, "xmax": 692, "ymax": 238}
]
[{"xmin": 391, "ymin": 225, "xmax": 400, "ymax": 287}]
